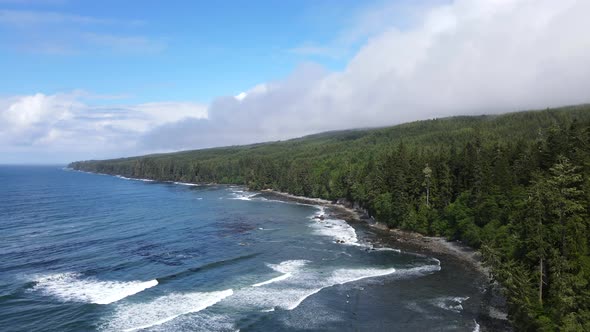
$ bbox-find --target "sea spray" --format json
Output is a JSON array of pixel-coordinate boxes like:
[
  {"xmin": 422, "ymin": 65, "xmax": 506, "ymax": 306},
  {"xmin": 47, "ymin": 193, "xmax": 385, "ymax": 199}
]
[
  {"xmin": 103, "ymin": 289, "xmax": 234, "ymax": 331},
  {"xmin": 32, "ymin": 273, "xmax": 158, "ymax": 305}
]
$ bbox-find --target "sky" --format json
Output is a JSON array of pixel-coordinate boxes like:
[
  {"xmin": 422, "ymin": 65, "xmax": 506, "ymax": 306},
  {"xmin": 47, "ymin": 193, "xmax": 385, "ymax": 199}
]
[{"xmin": 1, "ymin": 0, "xmax": 589, "ymax": 164}]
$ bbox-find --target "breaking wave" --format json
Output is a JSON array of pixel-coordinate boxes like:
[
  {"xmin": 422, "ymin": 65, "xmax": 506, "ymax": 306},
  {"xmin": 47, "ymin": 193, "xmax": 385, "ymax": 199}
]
[
  {"xmin": 219, "ymin": 260, "xmax": 401, "ymax": 314},
  {"xmin": 172, "ymin": 181, "xmax": 199, "ymax": 186},
  {"xmin": 252, "ymin": 260, "xmax": 309, "ymax": 287},
  {"xmin": 227, "ymin": 188, "xmax": 259, "ymax": 201},
  {"xmin": 115, "ymin": 175, "xmax": 154, "ymax": 182},
  {"xmin": 308, "ymin": 206, "xmax": 360, "ymax": 246},
  {"xmin": 102, "ymin": 289, "xmax": 233, "ymax": 331},
  {"xmin": 431, "ymin": 296, "xmax": 470, "ymax": 313},
  {"xmin": 31, "ymin": 273, "xmax": 158, "ymax": 305}
]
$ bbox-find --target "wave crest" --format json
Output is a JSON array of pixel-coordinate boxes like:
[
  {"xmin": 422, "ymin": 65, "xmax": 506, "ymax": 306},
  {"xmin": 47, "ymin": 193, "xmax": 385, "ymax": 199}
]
[
  {"xmin": 32, "ymin": 273, "xmax": 158, "ymax": 305},
  {"xmin": 103, "ymin": 289, "xmax": 234, "ymax": 331}
]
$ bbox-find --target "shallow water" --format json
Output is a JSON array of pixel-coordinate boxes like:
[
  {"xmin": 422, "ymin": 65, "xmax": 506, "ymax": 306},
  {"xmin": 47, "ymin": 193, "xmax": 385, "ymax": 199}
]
[{"xmin": 0, "ymin": 166, "xmax": 484, "ymax": 331}]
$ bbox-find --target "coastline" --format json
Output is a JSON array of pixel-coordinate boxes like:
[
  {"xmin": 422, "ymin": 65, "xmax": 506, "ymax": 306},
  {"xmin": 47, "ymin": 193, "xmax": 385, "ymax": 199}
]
[
  {"xmin": 258, "ymin": 189, "xmax": 511, "ymax": 332},
  {"xmin": 77, "ymin": 180, "xmax": 489, "ymax": 279},
  {"xmin": 259, "ymin": 189, "xmax": 487, "ymax": 276},
  {"xmin": 68, "ymin": 171, "xmax": 511, "ymax": 330}
]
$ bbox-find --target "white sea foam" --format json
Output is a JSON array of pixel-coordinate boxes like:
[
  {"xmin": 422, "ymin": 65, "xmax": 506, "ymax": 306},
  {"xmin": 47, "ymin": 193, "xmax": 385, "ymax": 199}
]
[
  {"xmin": 252, "ymin": 273, "xmax": 291, "ymax": 287},
  {"xmin": 234, "ymin": 195, "xmax": 257, "ymax": 201},
  {"xmin": 270, "ymin": 266, "xmax": 397, "ymax": 310},
  {"xmin": 173, "ymin": 181, "xmax": 199, "ymax": 186},
  {"xmin": 431, "ymin": 296, "xmax": 469, "ymax": 313},
  {"xmin": 258, "ymin": 227, "xmax": 279, "ymax": 231},
  {"xmin": 473, "ymin": 320, "xmax": 480, "ymax": 332},
  {"xmin": 223, "ymin": 260, "xmax": 398, "ymax": 313},
  {"xmin": 103, "ymin": 289, "xmax": 233, "ymax": 331},
  {"xmin": 330, "ymin": 267, "xmax": 397, "ymax": 285},
  {"xmin": 370, "ymin": 247, "xmax": 402, "ymax": 253},
  {"xmin": 153, "ymin": 311, "xmax": 238, "ymax": 332},
  {"xmin": 115, "ymin": 175, "xmax": 154, "ymax": 182},
  {"xmin": 257, "ymin": 266, "xmax": 399, "ymax": 311},
  {"xmin": 396, "ymin": 264, "xmax": 442, "ymax": 278},
  {"xmin": 32, "ymin": 273, "xmax": 158, "ymax": 305},
  {"xmin": 309, "ymin": 206, "xmax": 361, "ymax": 246},
  {"xmin": 229, "ymin": 189, "xmax": 258, "ymax": 201},
  {"xmin": 103, "ymin": 257, "xmax": 439, "ymax": 330},
  {"xmin": 308, "ymin": 206, "xmax": 408, "ymax": 254},
  {"xmin": 252, "ymin": 260, "xmax": 309, "ymax": 287},
  {"xmin": 269, "ymin": 260, "xmax": 310, "ymax": 274},
  {"xmin": 280, "ymin": 288, "xmax": 325, "ymax": 310}
]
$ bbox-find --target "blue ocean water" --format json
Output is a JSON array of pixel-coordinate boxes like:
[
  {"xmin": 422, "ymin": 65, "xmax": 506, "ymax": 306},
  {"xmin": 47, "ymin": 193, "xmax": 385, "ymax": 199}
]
[{"xmin": 0, "ymin": 166, "xmax": 485, "ymax": 331}]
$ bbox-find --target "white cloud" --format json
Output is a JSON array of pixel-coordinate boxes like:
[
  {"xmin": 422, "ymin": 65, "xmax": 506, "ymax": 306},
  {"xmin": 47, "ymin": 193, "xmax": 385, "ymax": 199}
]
[
  {"xmin": 2, "ymin": 93, "xmax": 68, "ymax": 128},
  {"xmin": 144, "ymin": 0, "xmax": 590, "ymax": 151},
  {"xmin": 0, "ymin": 92, "xmax": 207, "ymax": 160},
  {"xmin": 0, "ymin": 93, "xmax": 77, "ymax": 145},
  {"xmin": 234, "ymin": 84, "xmax": 268, "ymax": 102},
  {"xmin": 234, "ymin": 92, "xmax": 247, "ymax": 101},
  {"xmin": 130, "ymin": 102, "xmax": 208, "ymax": 130}
]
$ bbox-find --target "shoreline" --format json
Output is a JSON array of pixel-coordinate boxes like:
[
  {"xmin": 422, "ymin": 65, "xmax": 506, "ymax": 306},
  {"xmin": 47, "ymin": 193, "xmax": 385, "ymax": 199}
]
[
  {"xmin": 258, "ymin": 189, "xmax": 511, "ymax": 331},
  {"xmin": 70, "ymin": 171, "xmax": 510, "ymax": 330},
  {"xmin": 259, "ymin": 189, "xmax": 488, "ymax": 276},
  {"xmin": 259, "ymin": 189, "xmax": 362, "ymax": 220},
  {"xmin": 70, "ymin": 172, "xmax": 492, "ymax": 282}
]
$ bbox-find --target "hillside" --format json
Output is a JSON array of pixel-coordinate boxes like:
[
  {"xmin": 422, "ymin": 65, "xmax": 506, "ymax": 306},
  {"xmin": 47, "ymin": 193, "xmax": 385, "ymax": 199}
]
[
  {"xmin": 70, "ymin": 105, "xmax": 590, "ymax": 330},
  {"xmin": 70, "ymin": 105, "xmax": 589, "ymax": 188}
]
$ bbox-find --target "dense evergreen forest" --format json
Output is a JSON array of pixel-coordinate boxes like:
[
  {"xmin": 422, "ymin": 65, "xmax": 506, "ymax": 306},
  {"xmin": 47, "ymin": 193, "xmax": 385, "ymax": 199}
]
[{"xmin": 70, "ymin": 105, "xmax": 590, "ymax": 331}]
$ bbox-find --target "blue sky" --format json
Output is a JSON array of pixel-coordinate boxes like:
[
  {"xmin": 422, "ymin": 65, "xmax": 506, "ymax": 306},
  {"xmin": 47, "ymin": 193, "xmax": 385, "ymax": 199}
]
[
  {"xmin": 1, "ymin": 0, "xmax": 589, "ymax": 164},
  {"xmin": 0, "ymin": 0, "xmax": 387, "ymax": 104}
]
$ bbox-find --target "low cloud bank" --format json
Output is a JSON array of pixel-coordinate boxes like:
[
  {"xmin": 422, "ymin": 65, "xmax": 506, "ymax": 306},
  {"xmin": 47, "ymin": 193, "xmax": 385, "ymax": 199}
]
[{"xmin": 140, "ymin": 0, "xmax": 590, "ymax": 150}]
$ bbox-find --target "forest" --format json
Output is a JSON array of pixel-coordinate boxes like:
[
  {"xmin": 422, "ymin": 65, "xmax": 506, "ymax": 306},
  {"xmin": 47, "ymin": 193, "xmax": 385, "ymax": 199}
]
[{"xmin": 70, "ymin": 105, "xmax": 590, "ymax": 331}]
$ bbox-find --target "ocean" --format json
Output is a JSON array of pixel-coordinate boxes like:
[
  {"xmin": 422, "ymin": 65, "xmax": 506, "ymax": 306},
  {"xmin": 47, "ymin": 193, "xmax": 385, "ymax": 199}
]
[{"xmin": 0, "ymin": 166, "xmax": 486, "ymax": 331}]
